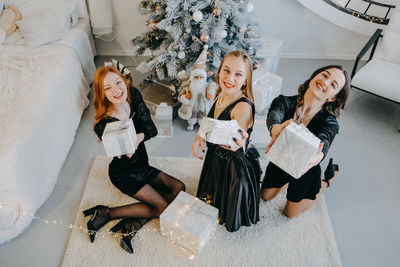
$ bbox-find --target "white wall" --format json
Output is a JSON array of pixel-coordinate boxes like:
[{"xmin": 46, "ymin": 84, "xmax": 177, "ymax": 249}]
[{"xmin": 94, "ymin": 0, "xmax": 370, "ymax": 59}]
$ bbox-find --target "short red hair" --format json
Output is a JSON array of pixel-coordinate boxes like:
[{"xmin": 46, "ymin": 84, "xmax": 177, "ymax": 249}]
[{"xmin": 93, "ymin": 66, "xmax": 131, "ymax": 124}]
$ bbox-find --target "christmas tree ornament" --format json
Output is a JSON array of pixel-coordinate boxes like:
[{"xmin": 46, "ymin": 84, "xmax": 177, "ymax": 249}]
[
  {"xmin": 149, "ymin": 20, "xmax": 157, "ymax": 30},
  {"xmin": 216, "ymin": 29, "xmax": 227, "ymax": 40},
  {"xmin": 212, "ymin": 8, "xmax": 221, "ymax": 17},
  {"xmin": 165, "ymin": 26, "xmax": 172, "ymax": 32},
  {"xmin": 178, "ymin": 51, "xmax": 186, "ymax": 59},
  {"xmin": 156, "ymin": 4, "xmax": 162, "ymax": 11},
  {"xmin": 238, "ymin": 27, "xmax": 243, "ymax": 33},
  {"xmin": 147, "ymin": 6, "xmax": 152, "ymax": 12},
  {"xmin": 200, "ymin": 34, "xmax": 210, "ymax": 43},
  {"xmin": 193, "ymin": 11, "xmax": 203, "ymax": 22},
  {"xmin": 140, "ymin": 1, "xmax": 147, "ymax": 8},
  {"xmin": 246, "ymin": 2, "xmax": 254, "ymax": 13},
  {"xmin": 185, "ymin": 28, "xmax": 191, "ymax": 33}
]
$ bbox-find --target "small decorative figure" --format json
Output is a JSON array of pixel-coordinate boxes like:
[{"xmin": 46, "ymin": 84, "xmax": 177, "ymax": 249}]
[{"xmin": 178, "ymin": 45, "xmax": 217, "ymax": 131}]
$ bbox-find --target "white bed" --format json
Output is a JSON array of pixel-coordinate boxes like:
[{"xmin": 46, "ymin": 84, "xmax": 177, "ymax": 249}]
[{"xmin": 0, "ymin": 0, "xmax": 96, "ymax": 244}]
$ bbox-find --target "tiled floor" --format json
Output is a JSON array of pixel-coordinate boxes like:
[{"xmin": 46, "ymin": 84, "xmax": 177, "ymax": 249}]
[{"xmin": 0, "ymin": 58, "xmax": 399, "ymax": 267}]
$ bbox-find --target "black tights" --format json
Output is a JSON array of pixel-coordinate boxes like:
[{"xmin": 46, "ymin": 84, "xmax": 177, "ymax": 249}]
[{"xmin": 108, "ymin": 171, "xmax": 185, "ymax": 219}]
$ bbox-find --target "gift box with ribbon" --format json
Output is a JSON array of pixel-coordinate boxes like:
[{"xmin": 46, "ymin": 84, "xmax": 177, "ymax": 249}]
[
  {"xmin": 102, "ymin": 120, "xmax": 136, "ymax": 157},
  {"xmin": 160, "ymin": 191, "xmax": 218, "ymax": 254},
  {"xmin": 197, "ymin": 117, "xmax": 241, "ymax": 148},
  {"xmin": 266, "ymin": 122, "xmax": 321, "ymax": 178}
]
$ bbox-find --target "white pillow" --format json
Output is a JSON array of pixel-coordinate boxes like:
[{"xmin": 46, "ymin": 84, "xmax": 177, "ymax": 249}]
[
  {"xmin": 15, "ymin": 0, "xmax": 77, "ymax": 48},
  {"xmin": 3, "ymin": 28, "xmax": 23, "ymax": 45},
  {"xmin": 17, "ymin": 13, "xmax": 64, "ymax": 48}
]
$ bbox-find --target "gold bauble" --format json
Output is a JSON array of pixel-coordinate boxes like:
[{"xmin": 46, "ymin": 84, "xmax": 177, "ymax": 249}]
[{"xmin": 212, "ymin": 8, "xmax": 221, "ymax": 16}]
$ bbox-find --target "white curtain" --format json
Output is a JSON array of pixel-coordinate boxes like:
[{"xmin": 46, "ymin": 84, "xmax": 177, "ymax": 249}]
[{"xmin": 87, "ymin": 0, "xmax": 116, "ymax": 41}]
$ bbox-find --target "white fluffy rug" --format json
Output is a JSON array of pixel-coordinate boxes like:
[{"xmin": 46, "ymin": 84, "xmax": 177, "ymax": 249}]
[{"xmin": 61, "ymin": 157, "xmax": 341, "ymax": 267}]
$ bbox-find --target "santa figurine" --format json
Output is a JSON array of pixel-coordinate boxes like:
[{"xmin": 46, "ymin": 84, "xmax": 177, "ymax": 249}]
[{"xmin": 178, "ymin": 45, "xmax": 217, "ymax": 131}]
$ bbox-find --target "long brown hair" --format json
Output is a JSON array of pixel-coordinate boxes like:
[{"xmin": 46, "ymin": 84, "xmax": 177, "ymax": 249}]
[
  {"xmin": 295, "ymin": 65, "xmax": 350, "ymax": 118},
  {"xmin": 93, "ymin": 66, "xmax": 131, "ymax": 124},
  {"xmin": 215, "ymin": 50, "xmax": 254, "ymax": 102}
]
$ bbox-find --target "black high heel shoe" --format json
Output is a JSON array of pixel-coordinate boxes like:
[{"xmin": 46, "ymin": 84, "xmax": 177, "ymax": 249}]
[
  {"xmin": 110, "ymin": 218, "xmax": 149, "ymax": 254},
  {"xmin": 83, "ymin": 205, "xmax": 111, "ymax": 243},
  {"xmin": 322, "ymin": 158, "xmax": 339, "ymax": 187}
]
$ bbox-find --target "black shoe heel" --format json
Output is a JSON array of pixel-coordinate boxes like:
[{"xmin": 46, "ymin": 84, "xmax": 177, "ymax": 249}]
[
  {"xmin": 83, "ymin": 205, "xmax": 108, "ymax": 217},
  {"xmin": 116, "ymin": 218, "xmax": 149, "ymax": 254},
  {"xmin": 323, "ymin": 158, "xmax": 339, "ymax": 187},
  {"xmin": 109, "ymin": 219, "xmax": 129, "ymax": 233},
  {"xmin": 84, "ymin": 206, "xmax": 111, "ymax": 243}
]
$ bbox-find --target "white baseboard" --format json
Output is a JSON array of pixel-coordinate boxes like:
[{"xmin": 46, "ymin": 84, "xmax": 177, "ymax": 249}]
[
  {"xmin": 280, "ymin": 53, "xmax": 356, "ymax": 60},
  {"xmin": 95, "ymin": 49, "xmax": 357, "ymax": 60},
  {"xmin": 96, "ymin": 49, "xmax": 137, "ymax": 56}
]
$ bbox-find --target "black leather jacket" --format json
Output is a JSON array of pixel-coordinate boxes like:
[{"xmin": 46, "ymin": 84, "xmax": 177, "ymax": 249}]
[{"xmin": 267, "ymin": 95, "xmax": 339, "ymax": 158}]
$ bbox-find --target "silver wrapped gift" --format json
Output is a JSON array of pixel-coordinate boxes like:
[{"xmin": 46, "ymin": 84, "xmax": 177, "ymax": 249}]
[
  {"xmin": 253, "ymin": 70, "xmax": 282, "ymax": 115},
  {"xmin": 266, "ymin": 122, "xmax": 320, "ymax": 178},
  {"xmin": 102, "ymin": 120, "xmax": 136, "ymax": 157},
  {"xmin": 155, "ymin": 102, "xmax": 173, "ymax": 137},
  {"xmin": 160, "ymin": 191, "xmax": 218, "ymax": 254},
  {"xmin": 197, "ymin": 117, "xmax": 241, "ymax": 148}
]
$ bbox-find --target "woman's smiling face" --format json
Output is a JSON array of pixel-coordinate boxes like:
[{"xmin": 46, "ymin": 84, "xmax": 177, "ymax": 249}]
[
  {"xmin": 103, "ymin": 72, "xmax": 128, "ymax": 104},
  {"xmin": 218, "ymin": 55, "xmax": 247, "ymax": 96},
  {"xmin": 308, "ymin": 68, "xmax": 345, "ymax": 102}
]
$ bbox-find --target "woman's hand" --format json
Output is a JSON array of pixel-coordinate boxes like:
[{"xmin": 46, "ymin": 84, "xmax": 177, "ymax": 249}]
[
  {"xmin": 192, "ymin": 135, "xmax": 206, "ymax": 159},
  {"xmin": 220, "ymin": 128, "xmax": 249, "ymax": 151},
  {"xmin": 301, "ymin": 142, "xmax": 324, "ymax": 175},
  {"xmin": 135, "ymin": 133, "xmax": 145, "ymax": 149},
  {"xmin": 264, "ymin": 119, "xmax": 292, "ymax": 154}
]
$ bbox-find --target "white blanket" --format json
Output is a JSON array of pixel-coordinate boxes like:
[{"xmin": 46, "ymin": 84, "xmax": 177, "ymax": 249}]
[{"xmin": 0, "ymin": 42, "xmax": 90, "ymax": 244}]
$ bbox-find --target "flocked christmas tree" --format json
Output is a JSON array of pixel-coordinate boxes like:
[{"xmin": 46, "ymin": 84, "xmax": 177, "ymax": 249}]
[{"xmin": 132, "ymin": 0, "xmax": 263, "ymax": 81}]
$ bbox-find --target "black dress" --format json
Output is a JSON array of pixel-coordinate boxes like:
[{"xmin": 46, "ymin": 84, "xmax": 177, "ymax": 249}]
[
  {"xmin": 94, "ymin": 87, "xmax": 161, "ymax": 197},
  {"xmin": 196, "ymin": 97, "xmax": 260, "ymax": 232},
  {"xmin": 262, "ymin": 95, "xmax": 339, "ymax": 202}
]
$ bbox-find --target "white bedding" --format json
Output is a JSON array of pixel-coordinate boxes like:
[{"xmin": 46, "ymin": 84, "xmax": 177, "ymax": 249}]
[{"xmin": 0, "ymin": 27, "xmax": 95, "ymax": 244}]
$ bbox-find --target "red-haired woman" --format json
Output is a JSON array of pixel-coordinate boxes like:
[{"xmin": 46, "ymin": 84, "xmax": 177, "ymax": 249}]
[{"xmin": 84, "ymin": 66, "xmax": 185, "ymax": 253}]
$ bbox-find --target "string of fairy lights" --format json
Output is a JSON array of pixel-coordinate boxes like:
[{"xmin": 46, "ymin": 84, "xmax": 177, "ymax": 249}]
[
  {"xmin": 333, "ymin": 0, "xmax": 393, "ymax": 24},
  {"xmin": 0, "ymin": 196, "xmax": 218, "ymax": 259}
]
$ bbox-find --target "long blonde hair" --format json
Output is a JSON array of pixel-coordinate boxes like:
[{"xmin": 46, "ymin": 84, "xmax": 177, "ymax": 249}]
[
  {"xmin": 93, "ymin": 66, "xmax": 131, "ymax": 124},
  {"xmin": 215, "ymin": 50, "xmax": 254, "ymax": 102}
]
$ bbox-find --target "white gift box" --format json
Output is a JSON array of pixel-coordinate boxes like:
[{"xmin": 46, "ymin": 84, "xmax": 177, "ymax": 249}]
[
  {"xmin": 160, "ymin": 191, "xmax": 219, "ymax": 254},
  {"xmin": 253, "ymin": 70, "xmax": 282, "ymax": 115},
  {"xmin": 266, "ymin": 122, "xmax": 320, "ymax": 178},
  {"xmin": 197, "ymin": 117, "xmax": 241, "ymax": 148},
  {"xmin": 155, "ymin": 102, "xmax": 173, "ymax": 136},
  {"xmin": 257, "ymin": 37, "xmax": 283, "ymax": 73},
  {"xmin": 102, "ymin": 120, "xmax": 137, "ymax": 157}
]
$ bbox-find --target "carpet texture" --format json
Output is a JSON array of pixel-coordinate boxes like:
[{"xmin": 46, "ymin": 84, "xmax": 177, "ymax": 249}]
[{"xmin": 61, "ymin": 157, "xmax": 341, "ymax": 267}]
